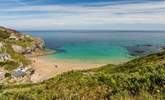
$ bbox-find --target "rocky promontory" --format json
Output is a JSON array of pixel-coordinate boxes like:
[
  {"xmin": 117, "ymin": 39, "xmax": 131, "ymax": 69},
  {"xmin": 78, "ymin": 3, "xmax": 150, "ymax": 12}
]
[
  {"xmin": 0, "ymin": 26, "xmax": 45, "ymax": 54},
  {"xmin": 0, "ymin": 26, "xmax": 46, "ymax": 83}
]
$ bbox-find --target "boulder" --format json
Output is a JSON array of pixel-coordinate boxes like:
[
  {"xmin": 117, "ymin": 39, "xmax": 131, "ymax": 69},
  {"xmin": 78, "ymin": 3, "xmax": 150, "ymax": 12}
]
[
  {"xmin": 12, "ymin": 44, "xmax": 25, "ymax": 54},
  {"xmin": 0, "ymin": 53, "xmax": 11, "ymax": 62},
  {"xmin": 35, "ymin": 38, "xmax": 45, "ymax": 49}
]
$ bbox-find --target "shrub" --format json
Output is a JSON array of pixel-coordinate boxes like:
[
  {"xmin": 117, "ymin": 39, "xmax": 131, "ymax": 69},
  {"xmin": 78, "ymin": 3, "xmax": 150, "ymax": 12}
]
[
  {"xmin": 5, "ymin": 73, "xmax": 11, "ymax": 78},
  {"xmin": 0, "ymin": 31, "xmax": 10, "ymax": 39}
]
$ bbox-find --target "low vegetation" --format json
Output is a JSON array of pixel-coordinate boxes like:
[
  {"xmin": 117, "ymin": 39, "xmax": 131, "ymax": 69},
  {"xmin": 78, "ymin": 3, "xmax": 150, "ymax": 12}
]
[
  {"xmin": 0, "ymin": 31, "xmax": 10, "ymax": 40},
  {"xmin": 1, "ymin": 51, "xmax": 165, "ymax": 99},
  {"xmin": 0, "ymin": 27, "xmax": 164, "ymax": 99},
  {"xmin": 0, "ymin": 31, "xmax": 30, "ymax": 70},
  {"xmin": 0, "ymin": 27, "xmax": 42, "ymax": 71}
]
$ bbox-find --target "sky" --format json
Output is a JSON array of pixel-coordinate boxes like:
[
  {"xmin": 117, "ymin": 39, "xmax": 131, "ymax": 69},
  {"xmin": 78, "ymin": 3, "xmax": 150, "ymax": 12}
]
[{"xmin": 0, "ymin": 0, "xmax": 165, "ymax": 30}]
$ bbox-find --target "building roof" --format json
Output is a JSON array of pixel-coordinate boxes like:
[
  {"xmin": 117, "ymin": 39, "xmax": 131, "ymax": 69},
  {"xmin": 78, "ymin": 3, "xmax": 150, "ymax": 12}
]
[{"xmin": 12, "ymin": 70, "xmax": 26, "ymax": 78}]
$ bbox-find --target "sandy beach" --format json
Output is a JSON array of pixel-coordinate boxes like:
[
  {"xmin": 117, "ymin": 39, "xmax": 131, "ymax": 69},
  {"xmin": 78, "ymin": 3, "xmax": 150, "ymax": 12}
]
[{"xmin": 30, "ymin": 56, "xmax": 126, "ymax": 83}]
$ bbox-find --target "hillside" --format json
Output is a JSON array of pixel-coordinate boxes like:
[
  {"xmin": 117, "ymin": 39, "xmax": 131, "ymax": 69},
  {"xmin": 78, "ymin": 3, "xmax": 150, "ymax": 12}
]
[
  {"xmin": 0, "ymin": 27, "xmax": 165, "ymax": 99},
  {"xmin": 0, "ymin": 51, "xmax": 165, "ymax": 99},
  {"xmin": 0, "ymin": 26, "xmax": 45, "ymax": 83}
]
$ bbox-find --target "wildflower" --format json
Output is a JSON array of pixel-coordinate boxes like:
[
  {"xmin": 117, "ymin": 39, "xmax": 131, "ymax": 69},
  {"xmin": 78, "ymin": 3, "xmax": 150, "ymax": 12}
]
[
  {"xmin": 156, "ymin": 90, "xmax": 160, "ymax": 93},
  {"xmin": 163, "ymin": 85, "xmax": 165, "ymax": 88}
]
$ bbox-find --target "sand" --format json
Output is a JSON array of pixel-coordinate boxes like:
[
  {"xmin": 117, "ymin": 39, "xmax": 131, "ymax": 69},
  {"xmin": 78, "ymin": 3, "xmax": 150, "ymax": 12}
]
[{"xmin": 30, "ymin": 56, "xmax": 127, "ymax": 83}]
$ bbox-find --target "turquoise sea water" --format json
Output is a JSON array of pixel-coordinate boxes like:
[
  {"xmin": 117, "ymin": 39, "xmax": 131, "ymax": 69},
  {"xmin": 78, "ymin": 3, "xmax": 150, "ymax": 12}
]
[{"xmin": 24, "ymin": 30, "xmax": 165, "ymax": 62}]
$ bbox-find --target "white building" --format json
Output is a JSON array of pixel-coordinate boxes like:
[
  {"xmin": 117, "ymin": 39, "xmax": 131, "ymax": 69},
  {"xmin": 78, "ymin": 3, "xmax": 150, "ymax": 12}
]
[{"xmin": 9, "ymin": 33, "xmax": 19, "ymax": 41}]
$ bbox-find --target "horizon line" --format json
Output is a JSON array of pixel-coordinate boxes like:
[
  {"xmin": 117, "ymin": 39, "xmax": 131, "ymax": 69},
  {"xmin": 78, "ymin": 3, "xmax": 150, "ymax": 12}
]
[{"xmin": 21, "ymin": 29, "xmax": 165, "ymax": 32}]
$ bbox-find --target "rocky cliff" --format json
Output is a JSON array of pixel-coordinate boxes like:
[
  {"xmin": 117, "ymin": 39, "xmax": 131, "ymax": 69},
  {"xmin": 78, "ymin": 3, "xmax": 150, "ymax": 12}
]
[
  {"xmin": 0, "ymin": 26, "xmax": 45, "ymax": 75},
  {"xmin": 0, "ymin": 26, "xmax": 45, "ymax": 54}
]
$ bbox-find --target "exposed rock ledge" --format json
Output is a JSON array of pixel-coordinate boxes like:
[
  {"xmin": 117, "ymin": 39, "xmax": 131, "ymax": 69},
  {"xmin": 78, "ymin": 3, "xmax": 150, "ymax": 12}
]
[
  {"xmin": 0, "ymin": 26, "xmax": 46, "ymax": 55},
  {"xmin": 0, "ymin": 26, "xmax": 55, "ymax": 83}
]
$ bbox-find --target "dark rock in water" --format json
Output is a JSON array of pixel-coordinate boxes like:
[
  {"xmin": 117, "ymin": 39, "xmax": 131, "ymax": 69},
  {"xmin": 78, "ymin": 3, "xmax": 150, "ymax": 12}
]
[
  {"xmin": 55, "ymin": 48, "xmax": 66, "ymax": 53},
  {"xmin": 125, "ymin": 44, "xmax": 163, "ymax": 56},
  {"xmin": 143, "ymin": 44, "xmax": 153, "ymax": 47},
  {"xmin": 134, "ymin": 50, "xmax": 145, "ymax": 54}
]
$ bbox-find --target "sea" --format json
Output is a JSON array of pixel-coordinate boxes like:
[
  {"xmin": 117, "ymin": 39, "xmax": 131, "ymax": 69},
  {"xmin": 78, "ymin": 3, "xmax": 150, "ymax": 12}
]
[{"xmin": 24, "ymin": 30, "xmax": 165, "ymax": 62}]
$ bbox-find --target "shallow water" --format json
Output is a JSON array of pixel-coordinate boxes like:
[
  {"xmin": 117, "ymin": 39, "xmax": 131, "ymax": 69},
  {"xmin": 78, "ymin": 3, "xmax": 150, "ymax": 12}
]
[{"xmin": 24, "ymin": 30, "xmax": 165, "ymax": 62}]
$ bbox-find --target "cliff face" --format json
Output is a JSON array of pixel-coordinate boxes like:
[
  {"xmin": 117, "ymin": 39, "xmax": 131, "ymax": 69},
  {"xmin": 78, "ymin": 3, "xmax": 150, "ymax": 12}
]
[
  {"xmin": 0, "ymin": 26, "xmax": 45, "ymax": 72},
  {"xmin": 0, "ymin": 26, "xmax": 45, "ymax": 54}
]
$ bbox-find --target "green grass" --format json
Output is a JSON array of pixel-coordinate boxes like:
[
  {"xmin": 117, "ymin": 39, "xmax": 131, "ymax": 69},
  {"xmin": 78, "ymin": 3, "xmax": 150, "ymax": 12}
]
[
  {"xmin": 0, "ymin": 61, "xmax": 19, "ymax": 71},
  {"xmin": 1, "ymin": 29, "xmax": 165, "ymax": 99},
  {"xmin": 0, "ymin": 31, "xmax": 10, "ymax": 40},
  {"xmin": 0, "ymin": 31, "xmax": 32, "ymax": 71},
  {"xmin": 0, "ymin": 51, "xmax": 165, "ymax": 99},
  {"xmin": 6, "ymin": 40, "xmax": 32, "ymax": 47}
]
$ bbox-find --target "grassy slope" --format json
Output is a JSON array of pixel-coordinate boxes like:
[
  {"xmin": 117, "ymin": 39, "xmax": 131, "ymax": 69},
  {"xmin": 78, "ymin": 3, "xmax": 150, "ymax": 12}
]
[
  {"xmin": 0, "ymin": 32, "xmax": 10, "ymax": 40},
  {"xmin": 0, "ymin": 31, "xmax": 31, "ymax": 71},
  {"xmin": 0, "ymin": 51, "xmax": 165, "ymax": 99}
]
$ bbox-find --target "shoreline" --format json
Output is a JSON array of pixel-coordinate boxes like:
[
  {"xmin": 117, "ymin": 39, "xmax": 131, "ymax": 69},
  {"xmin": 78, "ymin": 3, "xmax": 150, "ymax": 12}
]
[
  {"xmin": 29, "ymin": 55, "xmax": 128, "ymax": 83},
  {"xmin": 25, "ymin": 49, "xmax": 56, "ymax": 57}
]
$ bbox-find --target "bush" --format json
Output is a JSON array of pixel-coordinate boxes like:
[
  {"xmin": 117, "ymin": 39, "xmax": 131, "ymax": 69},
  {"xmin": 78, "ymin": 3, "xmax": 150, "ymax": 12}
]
[
  {"xmin": 5, "ymin": 73, "xmax": 11, "ymax": 78},
  {"xmin": 0, "ymin": 31, "xmax": 10, "ymax": 39},
  {"xmin": 1, "ymin": 51, "xmax": 165, "ymax": 99}
]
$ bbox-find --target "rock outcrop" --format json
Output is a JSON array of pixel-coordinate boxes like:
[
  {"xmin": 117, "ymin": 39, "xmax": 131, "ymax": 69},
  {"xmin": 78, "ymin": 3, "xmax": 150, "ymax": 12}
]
[
  {"xmin": 125, "ymin": 44, "xmax": 163, "ymax": 56},
  {"xmin": 0, "ymin": 26, "xmax": 47, "ymax": 83},
  {"xmin": 0, "ymin": 26, "xmax": 45, "ymax": 55},
  {"xmin": 12, "ymin": 44, "xmax": 25, "ymax": 54},
  {"xmin": 0, "ymin": 26, "xmax": 45, "ymax": 68}
]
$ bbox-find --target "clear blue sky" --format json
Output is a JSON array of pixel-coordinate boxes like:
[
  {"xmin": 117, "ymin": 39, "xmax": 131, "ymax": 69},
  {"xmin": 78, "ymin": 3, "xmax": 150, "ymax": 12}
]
[{"xmin": 0, "ymin": 0, "xmax": 165, "ymax": 30}]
